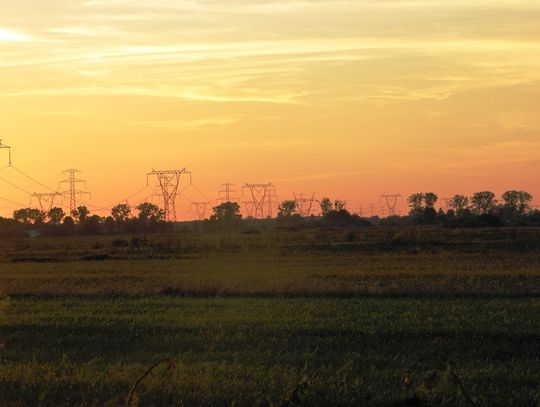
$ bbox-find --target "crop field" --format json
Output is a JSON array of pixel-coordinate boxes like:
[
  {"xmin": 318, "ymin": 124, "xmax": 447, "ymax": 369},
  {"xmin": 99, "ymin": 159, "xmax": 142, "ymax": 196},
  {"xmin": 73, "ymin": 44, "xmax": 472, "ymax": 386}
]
[{"xmin": 1, "ymin": 227, "xmax": 540, "ymax": 406}]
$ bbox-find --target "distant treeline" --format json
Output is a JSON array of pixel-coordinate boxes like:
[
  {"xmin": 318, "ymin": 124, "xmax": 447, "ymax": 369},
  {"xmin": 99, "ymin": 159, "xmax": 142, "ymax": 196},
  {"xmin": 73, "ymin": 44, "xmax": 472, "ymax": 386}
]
[{"xmin": 0, "ymin": 190, "xmax": 539, "ymax": 237}]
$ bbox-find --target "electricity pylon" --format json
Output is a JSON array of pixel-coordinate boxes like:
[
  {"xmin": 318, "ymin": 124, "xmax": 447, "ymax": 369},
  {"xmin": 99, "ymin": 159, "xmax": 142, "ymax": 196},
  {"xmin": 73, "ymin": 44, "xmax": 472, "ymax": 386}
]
[
  {"xmin": 31, "ymin": 192, "xmax": 62, "ymax": 212},
  {"xmin": 242, "ymin": 201, "xmax": 255, "ymax": 218},
  {"xmin": 60, "ymin": 169, "xmax": 90, "ymax": 214},
  {"xmin": 192, "ymin": 201, "xmax": 210, "ymax": 220},
  {"xmin": 0, "ymin": 139, "xmax": 11, "ymax": 165},
  {"xmin": 217, "ymin": 183, "xmax": 237, "ymax": 203},
  {"xmin": 242, "ymin": 183, "xmax": 276, "ymax": 218},
  {"xmin": 380, "ymin": 194, "xmax": 402, "ymax": 217},
  {"xmin": 293, "ymin": 193, "xmax": 317, "ymax": 217},
  {"xmin": 147, "ymin": 168, "xmax": 191, "ymax": 222}
]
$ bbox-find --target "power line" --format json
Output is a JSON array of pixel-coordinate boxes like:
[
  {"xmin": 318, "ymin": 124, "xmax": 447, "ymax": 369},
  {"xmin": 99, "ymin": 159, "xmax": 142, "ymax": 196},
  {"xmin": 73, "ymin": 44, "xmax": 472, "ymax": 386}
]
[
  {"xmin": 60, "ymin": 168, "xmax": 90, "ymax": 214},
  {"xmin": 294, "ymin": 192, "xmax": 317, "ymax": 216},
  {"xmin": 0, "ymin": 196, "xmax": 25, "ymax": 207},
  {"xmin": 192, "ymin": 201, "xmax": 211, "ymax": 220},
  {"xmin": 147, "ymin": 168, "xmax": 191, "ymax": 222},
  {"xmin": 132, "ymin": 193, "xmax": 157, "ymax": 206},
  {"xmin": 0, "ymin": 174, "xmax": 31, "ymax": 195},
  {"xmin": 30, "ymin": 192, "xmax": 62, "ymax": 212},
  {"xmin": 242, "ymin": 183, "xmax": 276, "ymax": 218},
  {"xmin": 78, "ymin": 201, "xmax": 112, "ymax": 212},
  {"xmin": 0, "ymin": 139, "xmax": 12, "ymax": 165},
  {"xmin": 10, "ymin": 165, "xmax": 56, "ymax": 193},
  {"xmin": 218, "ymin": 183, "xmax": 237, "ymax": 203},
  {"xmin": 380, "ymin": 194, "xmax": 402, "ymax": 217},
  {"xmin": 190, "ymin": 183, "xmax": 212, "ymax": 202},
  {"xmin": 123, "ymin": 185, "xmax": 153, "ymax": 203}
]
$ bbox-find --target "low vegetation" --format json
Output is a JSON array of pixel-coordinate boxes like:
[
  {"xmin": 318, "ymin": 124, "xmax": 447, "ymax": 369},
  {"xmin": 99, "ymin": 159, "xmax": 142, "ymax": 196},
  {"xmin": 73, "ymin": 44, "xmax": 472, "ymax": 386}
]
[{"xmin": 1, "ymin": 227, "xmax": 539, "ymax": 405}]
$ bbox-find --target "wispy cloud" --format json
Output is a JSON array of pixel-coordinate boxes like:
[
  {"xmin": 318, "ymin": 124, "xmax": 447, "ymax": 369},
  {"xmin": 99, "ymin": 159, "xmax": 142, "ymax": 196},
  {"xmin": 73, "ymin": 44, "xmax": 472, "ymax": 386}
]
[
  {"xmin": 1, "ymin": 85, "xmax": 304, "ymax": 105},
  {"xmin": 0, "ymin": 27, "xmax": 32, "ymax": 42}
]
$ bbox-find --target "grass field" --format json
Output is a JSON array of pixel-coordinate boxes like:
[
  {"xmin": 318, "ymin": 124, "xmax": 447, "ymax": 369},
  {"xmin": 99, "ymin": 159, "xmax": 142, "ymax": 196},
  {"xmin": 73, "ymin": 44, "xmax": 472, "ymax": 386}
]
[{"xmin": 1, "ymin": 227, "xmax": 539, "ymax": 405}]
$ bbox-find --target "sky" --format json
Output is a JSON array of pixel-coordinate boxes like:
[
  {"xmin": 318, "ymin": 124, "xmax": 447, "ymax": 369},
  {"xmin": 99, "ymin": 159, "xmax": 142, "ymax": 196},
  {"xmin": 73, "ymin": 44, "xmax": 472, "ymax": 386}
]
[{"xmin": 0, "ymin": 0, "xmax": 539, "ymax": 218}]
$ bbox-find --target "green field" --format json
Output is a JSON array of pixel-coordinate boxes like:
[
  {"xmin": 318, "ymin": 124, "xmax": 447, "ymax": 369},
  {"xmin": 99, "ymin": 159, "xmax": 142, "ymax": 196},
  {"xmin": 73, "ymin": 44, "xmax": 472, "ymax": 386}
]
[{"xmin": 1, "ymin": 228, "xmax": 539, "ymax": 405}]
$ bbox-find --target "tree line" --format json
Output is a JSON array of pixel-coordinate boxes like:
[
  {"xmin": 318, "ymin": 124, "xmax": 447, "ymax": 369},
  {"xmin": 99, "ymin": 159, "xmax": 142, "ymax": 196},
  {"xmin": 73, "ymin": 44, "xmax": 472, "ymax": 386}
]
[
  {"xmin": 0, "ymin": 202, "xmax": 170, "ymax": 236},
  {"xmin": 0, "ymin": 190, "xmax": 538, "ymax": 236},
  {"xmin": 403, "ymin": 190, "xmax": 535, "ymax": 226}
]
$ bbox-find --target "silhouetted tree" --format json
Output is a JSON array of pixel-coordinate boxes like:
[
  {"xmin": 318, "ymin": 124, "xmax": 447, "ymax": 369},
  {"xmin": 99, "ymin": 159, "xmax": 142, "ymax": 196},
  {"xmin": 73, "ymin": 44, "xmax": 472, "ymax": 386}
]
[
  {"xmin": 423, "ymin": 207, "xmax": 438, "ymax": 223},
  {"xmin": 278, "ymin": 200, "xmax": 297, "ymax": 217},
  {"xmin": 47, "ymin": 207, "xmax": 65, "ymax": 225},
  {"xmin": 320, "ymin": 197, "xmax": 333, "ymax": 216},
  {"xmin": 13, "ymin": 208, "xmax": 31, "ymax": 224},
  {"xmin": 72, "ymin": 206, "xmax": 90, "ymax": 223},
  {"xmin": 30, "ymin": 209, "xmax": 46, "ymax": 225},
  {"xmin": 424, "ymin": 192, "xmax": 438, "ymax": 208},
  {"xmin": 111, "ymin": 203, "xmax": 131, "ymax": 223},
  {"xmin": 62, "ymin": 216, "xmax": 75, "ymax": 233},
  {"xmin": 104, "ymin": 216, "xmax": 116, "ymax": 234},
  {"xmin": 136, "ymin": 202, "xmax": 164, "ymax": 223},
  {"xmin": 324, "ymin": 209, "xmax": 353, "ymax": 226},
  {"xmin": 81, "ymin": 215, "xmax": 102, "ymax": 234},
  {"xmin": 501, "ymin": 190, "xmax": 532, "ymax": 215},
  {"xmin": 334, "ymin": 200, "xmax": 346, "ymax": 211},
  {"xmin": 449, "ymin": 194, "xmax": 469, "ymax": 216},
  {"xmin": 210, "ymin": 202, "xmax": 242, "ymax": 223},
  {"xmin": 471, "ymin": 191, "xmax": 497, "ymax": 214},
  {"xmin": 407, "ymin": 193, "xmax": 424, "ymax": 215},
  {"xmin": 13, "ymin": 208, "xmax": 46, "ymax": 225}
]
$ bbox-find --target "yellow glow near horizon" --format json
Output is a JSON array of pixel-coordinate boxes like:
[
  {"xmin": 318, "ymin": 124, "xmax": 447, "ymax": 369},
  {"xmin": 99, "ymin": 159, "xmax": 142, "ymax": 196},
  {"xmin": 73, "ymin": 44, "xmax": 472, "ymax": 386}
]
[{"xmin": 0, "ymin": 0, "xmax": 539, "ymax": 218}]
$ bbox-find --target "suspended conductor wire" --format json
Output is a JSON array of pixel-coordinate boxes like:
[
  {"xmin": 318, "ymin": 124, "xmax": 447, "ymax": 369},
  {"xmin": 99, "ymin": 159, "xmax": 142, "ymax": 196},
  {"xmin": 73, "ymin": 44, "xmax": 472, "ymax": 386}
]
[
  {"xmin": 0, "ymin": 196, "xmax": 26, "ymax": 207},
  {"xmin": 88, "ymin": 191, "xmax": 117, "ymax": 208},
  {"xmin": 78, "ymin": 201, "xmax": 112, "ymax": 212},
  {"xmin": 123, "ymin": 185, "xmax": 153, "ymax": 203},
  {"xmin": 175, "ymin": 201, "xmax": 196, "ymax": 215},
  {"xmin": 132, "ymin": 193, "xmax": 157, "ymax": 206},
  {"xmin": 0, "ymin": 175, "xmax": 31, "ymax": 195},
  {"xmin": 190, "ymin": 183, "xmax": 212, "ymax": 201},
  {"xmin": 181, "ymin": 190, "xmax": 195, "ymax": 204},
  {"xmin": 9, "ymin": 165, "xmax": 57, "ymax": 193}
]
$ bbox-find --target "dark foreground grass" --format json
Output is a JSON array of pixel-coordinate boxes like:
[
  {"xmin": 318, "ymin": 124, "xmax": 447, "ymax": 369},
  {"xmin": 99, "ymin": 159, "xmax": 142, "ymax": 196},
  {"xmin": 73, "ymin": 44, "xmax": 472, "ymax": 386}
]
[
  {"xmin": 1, "ymin": 296, "xmax": 539, "ymax": 406},
  {"xmin": 1, "ymin": 228, "xmax": 540, "ymax": 406},
  {"xmin": 2, "ymin": 252, "xmax": 540, "ymax": 297}
]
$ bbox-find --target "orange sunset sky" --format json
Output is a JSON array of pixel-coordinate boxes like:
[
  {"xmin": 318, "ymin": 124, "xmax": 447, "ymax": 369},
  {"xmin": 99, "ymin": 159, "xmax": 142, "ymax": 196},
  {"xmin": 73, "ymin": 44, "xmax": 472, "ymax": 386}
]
[{"xmin": 0, "ymin": 0, "xmax": 539, "ymax": 218}]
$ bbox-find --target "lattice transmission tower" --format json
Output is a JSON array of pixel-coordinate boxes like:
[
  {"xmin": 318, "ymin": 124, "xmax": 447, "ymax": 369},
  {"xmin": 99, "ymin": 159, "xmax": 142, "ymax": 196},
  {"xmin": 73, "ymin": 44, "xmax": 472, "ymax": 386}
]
[
  {"xmin": 217, "ymin": 183, "xmax": 237, "ymax": 203},
  {"xmin": 293, "ymin": 193, "xmax": 317, "ymax": 217},
  {"xmin": 242, "ymin": 201, "xmax": 255, "ymax": 218},
  {"xmin": 242, "ymin": 183, "xmax": 276, "ymax": 218},
  {"xmin": 192, "ymin": 201, "xmax": 211, "ymax": 221},
  {"xmin": 380, "ymin": 194, "xmax": 402, "ymax": 217},
  {"xmin": 0, "ymin": 139, "xmax": 12, "ymax": 165},
  {"xmin": 147, "ymin": 168, "xmax": 191, "ymax": 222},
  {"xmin": 369, "ymin": 204, "xmax": 376, "ymax": 217},
  {"xmin": 60, "ymin": 169, "xmax": 90, "ymax": 214},
  {"xmin": 31, "ymin": 192, "xmax": 62, "ymax": 212}
]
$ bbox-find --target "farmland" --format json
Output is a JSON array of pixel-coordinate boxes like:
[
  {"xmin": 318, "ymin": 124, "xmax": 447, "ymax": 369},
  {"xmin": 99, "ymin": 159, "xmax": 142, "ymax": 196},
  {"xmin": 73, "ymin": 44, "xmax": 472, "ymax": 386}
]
[{"xmin": 1, "ymin": 227, "xmax": 540, "ymax": 405}]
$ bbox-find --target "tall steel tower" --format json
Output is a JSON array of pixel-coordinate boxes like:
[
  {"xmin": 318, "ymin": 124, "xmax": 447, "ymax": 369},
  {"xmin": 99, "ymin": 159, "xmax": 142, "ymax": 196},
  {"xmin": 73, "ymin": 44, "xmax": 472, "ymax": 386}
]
[
  {"xmin": 147, "ymin": 168, "xmax": 191, "ymax": 222},
  {"xmin": 60, "ymin": 169, "xmax": 90, "ymax": 214}
]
